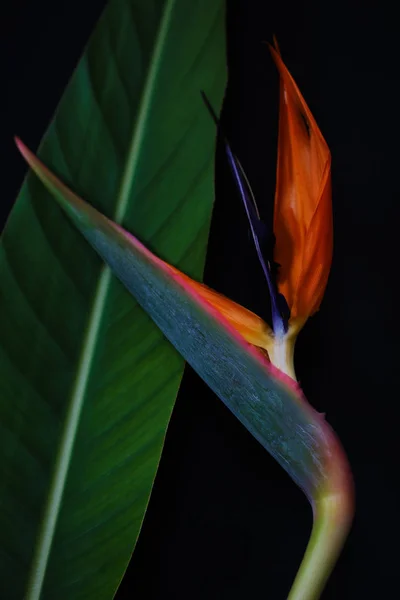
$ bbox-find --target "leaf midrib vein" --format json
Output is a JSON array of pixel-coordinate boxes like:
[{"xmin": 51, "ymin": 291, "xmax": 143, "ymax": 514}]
[{"xmin": 25, "ymin": 1, "xmax": 177, "ymax": 598}]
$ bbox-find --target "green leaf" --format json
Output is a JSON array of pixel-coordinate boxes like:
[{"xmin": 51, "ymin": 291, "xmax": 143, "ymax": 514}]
[
  {"xmin": 16, "ymin": 139, "xmax": 354, "ymax": 600},
  {"xmin": 0, "ymin": 1, "xmax": 227, "ymax": 598}
]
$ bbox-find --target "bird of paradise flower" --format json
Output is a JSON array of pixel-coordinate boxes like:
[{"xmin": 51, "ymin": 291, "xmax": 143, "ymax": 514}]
[{"xmin": 15, "ymin": 41, "xmax": 354, "ymax": 600}]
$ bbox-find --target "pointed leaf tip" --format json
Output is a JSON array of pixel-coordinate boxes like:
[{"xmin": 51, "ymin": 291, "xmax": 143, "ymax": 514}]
[{"xmin": 15, "ymin": 136, "xmax": 29, "ymax": 159}]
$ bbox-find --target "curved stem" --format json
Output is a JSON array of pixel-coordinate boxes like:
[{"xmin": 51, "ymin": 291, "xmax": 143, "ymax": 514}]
[
  {"xmin": 288, "ymin": 480, "xmax": 354, "ymax": 600},
  {"xmin": 266, "ymin": 324, "xmax": 354, "ymax": 600},
  {"xmin": 287, "ymin": 400, "xmax": 354, "ymax": 600}
]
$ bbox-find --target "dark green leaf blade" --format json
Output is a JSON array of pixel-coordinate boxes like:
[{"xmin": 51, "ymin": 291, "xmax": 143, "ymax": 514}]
[{"xmin": 0, "ymin": 1, "xmax": 227, "ymax": 598}]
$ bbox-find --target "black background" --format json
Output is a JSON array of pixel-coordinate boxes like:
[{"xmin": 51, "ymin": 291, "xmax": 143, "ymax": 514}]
[{"xmin": 1, "ymin": 1, "xmax": 399, "ymax": 598}]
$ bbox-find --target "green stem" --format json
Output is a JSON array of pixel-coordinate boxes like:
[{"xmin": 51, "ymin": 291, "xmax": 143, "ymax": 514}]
[
  {"xmin": 288, "ymin": 479, "xmax": 354, "ymax": 600},
  {"xmin": 266, "ymin": 325, "xmax": 354, "ymax": 600}
]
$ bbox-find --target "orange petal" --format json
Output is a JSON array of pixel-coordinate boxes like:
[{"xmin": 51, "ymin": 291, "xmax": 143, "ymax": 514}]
[
  {"xmin": 270, "ymin": 43, "xmax": 332, "ymax": 320},
  {"xmin": 168, "ymin": 266, "xmax": 272, "ymax": 351}
]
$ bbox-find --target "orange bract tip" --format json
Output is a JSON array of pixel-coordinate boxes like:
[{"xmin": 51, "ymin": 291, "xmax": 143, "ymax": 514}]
[{"xmin": 269, "ymin": 45, "xmax": 332, "ymax": 321}]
